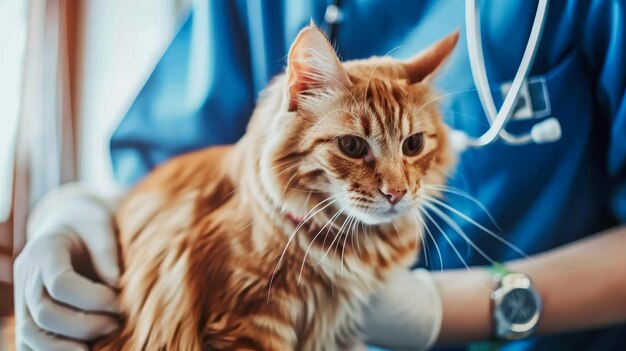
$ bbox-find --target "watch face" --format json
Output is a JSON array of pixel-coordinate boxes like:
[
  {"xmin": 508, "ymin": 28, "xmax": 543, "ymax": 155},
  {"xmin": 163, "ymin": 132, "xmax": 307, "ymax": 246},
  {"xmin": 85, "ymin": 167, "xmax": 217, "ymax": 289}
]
[{"xmin": 500, "ymin": 288, "xmax": 538, "ymax": 324}]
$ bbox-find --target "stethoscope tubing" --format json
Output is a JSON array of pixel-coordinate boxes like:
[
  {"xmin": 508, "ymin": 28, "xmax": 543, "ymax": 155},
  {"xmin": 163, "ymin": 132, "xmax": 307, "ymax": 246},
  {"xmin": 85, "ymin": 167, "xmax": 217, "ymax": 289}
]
[{"xmin": 463, "ymin": 0, "xmax": 550, "ymax": 148}]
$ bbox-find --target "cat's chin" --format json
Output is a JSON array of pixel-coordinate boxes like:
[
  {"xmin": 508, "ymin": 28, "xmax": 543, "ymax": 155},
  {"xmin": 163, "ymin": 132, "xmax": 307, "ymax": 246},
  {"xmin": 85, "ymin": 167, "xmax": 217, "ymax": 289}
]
[{"xmin": 356, "ymin": 208, "xmax": 403, "ymax": 225}]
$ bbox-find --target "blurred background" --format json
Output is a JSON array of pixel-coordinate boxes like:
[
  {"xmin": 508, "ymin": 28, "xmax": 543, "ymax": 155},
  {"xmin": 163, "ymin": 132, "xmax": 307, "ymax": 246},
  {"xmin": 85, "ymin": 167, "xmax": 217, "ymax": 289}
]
[{"xmin": 0, "ymin": 0, "xmax": 192, "ymax": 317}]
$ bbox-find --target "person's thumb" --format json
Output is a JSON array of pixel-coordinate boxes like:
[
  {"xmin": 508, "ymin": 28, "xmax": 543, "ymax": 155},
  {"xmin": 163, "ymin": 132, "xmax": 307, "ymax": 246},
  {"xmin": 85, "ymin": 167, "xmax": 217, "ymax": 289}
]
[
  {"xmin": 82, "ymin": 223, "xmax": 120, "ymax": 287},
  {"xmin": 67, "ymin": 200, "xmax": 120, "ymax": 287}
]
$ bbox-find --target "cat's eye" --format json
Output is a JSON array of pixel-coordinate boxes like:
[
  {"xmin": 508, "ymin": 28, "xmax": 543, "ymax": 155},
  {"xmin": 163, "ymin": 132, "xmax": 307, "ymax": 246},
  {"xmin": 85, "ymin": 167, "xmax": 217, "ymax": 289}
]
[
  {"xmin": 338, "ymin": 135, "xmax": 368, "ymax": 158},
  {"xmin": 402, "ymin": 133, "xmax": 425, "ymax": 156}
]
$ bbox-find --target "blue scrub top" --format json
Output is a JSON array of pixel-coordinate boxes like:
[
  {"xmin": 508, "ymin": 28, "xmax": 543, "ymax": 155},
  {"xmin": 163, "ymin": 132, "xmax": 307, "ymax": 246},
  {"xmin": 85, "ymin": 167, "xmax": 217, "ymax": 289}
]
[{"xmin": 110, "ymin": 1, "xmax": 626, "ymax": 350}]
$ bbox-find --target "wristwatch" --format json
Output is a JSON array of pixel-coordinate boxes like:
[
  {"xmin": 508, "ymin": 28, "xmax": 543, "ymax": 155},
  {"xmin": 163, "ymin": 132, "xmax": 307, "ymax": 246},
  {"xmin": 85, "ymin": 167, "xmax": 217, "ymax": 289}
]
[{"xmin": 491, "ymin": 263, "xmax": 542, "ymax": 340}]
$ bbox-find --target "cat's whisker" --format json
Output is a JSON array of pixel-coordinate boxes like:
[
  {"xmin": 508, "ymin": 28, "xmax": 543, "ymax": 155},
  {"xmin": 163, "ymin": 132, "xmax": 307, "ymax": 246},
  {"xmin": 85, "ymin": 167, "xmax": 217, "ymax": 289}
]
[
  {"xmin": 365, "ymin": 225, "xmax": 374, "ymax": 249},
  {"xmin": 317, "ymin": 206, "xmax": 355, "ymax": 266},
  {"xmin": 356, "ymin": 214, "xmax": 369, "ymax": 256},
  {"xmin": 424, "ymin": 195, "xmax": 530, "ymax": 260},
  {"xmin": 419, "ymin": 206, "xmax": 471, "ymax": 271},
  {"xmin": 353, "ymin": 204, "xmax": 368, "ymax": 256},
  {"xmin": 353, "ymin": 204, "xmax": 379, "ymax": 257},
  {"xmin": 227, "ymin": 159, "xmax": 302, "ymax": 211},
  {"xmin": 437, "ymin": 109, "xmax": 490, "ymax": 127},
  {"xmin": 268, "ymin": 194, "xmax": 340, "ymax": 302},
  {"xmin": 298, "ymin": 207, "xmax": 344, "ymax": 285},
  {"xmin": 362, "ymin": 45, "xmax": 403, "ymax": 101},
  {"xmin": 265, "ymin": 157, "xmax": 301, "ymax": 174},
  {"xmin": 412, "ymin": 207, "xmax": 444, "ymax": 272},
  {"xmin": 328, "ymin": 76, "xmax": 360, "ymax": 107},
  {"xmin": 300, "ymin": 190, "xmax": 314, "ymax": 221},
  {"xmin": 414, "ymin": 88, "xmax": 480, "ymax": 118},
  {"xmin": 417, "ymin": 215, "xmax": 431, "ymax": 268},
  {"xmin": 332, "ymin": 228, "xmax": 343, "ymax": 277},
  {"xmin": 389, "ymin": 220, "xmax": 410, "ymax": 252},
  {"xmin": 283, "ymin": 186, "xmax": 326, "ymax": 193},
  {"xmin": 346, "ymin": 202, "xmax": 364, "ymax": 258},
  {"xmin": 422, "ymin": 202, "xmax": 495, "ymax": 265},
  {"xmin": 319, "ymin": 218, "xmax": 334, "ymax": 255},
  {"xmin": 348, "ymin": 212, "xmax": 357, "ymax": 261},
  {"xmin": 295, "ymin": 195, "xmax": 340, "ymax": 232},
  {"xmin": 328, "ymin": 214, "xmax": 353, "ymax": 270},
  {"xmin": 421, "ymin": 206, "xmax": 499, "ymax": 291},
  {"xmin": 223, "ymin": 187, "xmax": 239, "ymax": 200},
  {"xmin": 274, "ymin": 162, "xmax": 301, "ymax": 179},
  {"xmin": 353, "ymin": 220, "xmax": 363, "ymax": 257},
  {"xmin": 329, "ymin": 212, "xmax": 356, "ymax": 296},
  {"xmin": 238, "ymin": 217, "xmax": 258, "ymax": 232},
  {"xmin": 340, "ymin": 217, "xmax": 353, "ymax": 276},
  {"xmin": 423, "ymin": 184, "xmax": 503, "ymax": 231},
  {"xmin": 318, "ymin": 194, "xmax": 349, "ymax": 252},
  {"xmin": 341, "ymin": 205, "xmax": 363, "ymax": 275},
  {"xmin": 281, "ymin": 172, "xmax": 302, "ymax": 198},
  {"xmin": 407, "ymin": 209, "xmax": 429, "ymax": 267},
  {"xmin": 299, "ymin": 108, "xmax": 362, "ymax": 148}
]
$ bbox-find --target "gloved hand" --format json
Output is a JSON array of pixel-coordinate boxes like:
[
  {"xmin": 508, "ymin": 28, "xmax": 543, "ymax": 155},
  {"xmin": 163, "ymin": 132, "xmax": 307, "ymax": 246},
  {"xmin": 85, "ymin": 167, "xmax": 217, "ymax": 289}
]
[
  {"xmin": 362, "ymin": 268, "xmax": 442, "ymax": 351},
  {"xmin": 13, "ymin": 184, "xmax": 123, "ymax": 351}
]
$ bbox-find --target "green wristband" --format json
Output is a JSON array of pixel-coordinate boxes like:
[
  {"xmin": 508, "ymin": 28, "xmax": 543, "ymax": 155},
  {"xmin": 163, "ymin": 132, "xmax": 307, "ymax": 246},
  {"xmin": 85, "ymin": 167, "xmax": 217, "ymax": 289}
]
[{"xmin": 490, "ymin": 262, "xmax": 510, "ymax": 281}]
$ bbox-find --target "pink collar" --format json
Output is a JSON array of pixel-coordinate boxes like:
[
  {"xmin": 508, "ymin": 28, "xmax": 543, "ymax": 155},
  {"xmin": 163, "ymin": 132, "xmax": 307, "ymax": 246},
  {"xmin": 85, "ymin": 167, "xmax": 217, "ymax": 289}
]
[{"xmin": 286, "ymin": 213, "xmax": 304, "ymax": 226}]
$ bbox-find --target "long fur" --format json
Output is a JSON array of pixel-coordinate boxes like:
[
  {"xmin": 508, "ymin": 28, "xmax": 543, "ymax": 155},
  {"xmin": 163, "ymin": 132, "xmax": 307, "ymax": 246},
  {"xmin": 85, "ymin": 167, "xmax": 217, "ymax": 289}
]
[{"xmin": 95, "ymin": 26, "xmax": 456, "ymax": 351}]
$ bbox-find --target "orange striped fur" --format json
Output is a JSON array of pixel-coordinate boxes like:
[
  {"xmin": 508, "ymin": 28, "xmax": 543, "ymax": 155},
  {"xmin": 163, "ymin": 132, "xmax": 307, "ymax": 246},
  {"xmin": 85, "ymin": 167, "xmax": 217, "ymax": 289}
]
[{"xmin": 96, "ymin": 25, "xmax": 457, "ymax": 351}]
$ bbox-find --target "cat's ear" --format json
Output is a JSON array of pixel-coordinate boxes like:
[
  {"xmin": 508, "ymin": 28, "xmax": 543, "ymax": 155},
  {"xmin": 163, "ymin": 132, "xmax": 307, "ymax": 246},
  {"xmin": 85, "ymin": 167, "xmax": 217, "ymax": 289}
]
[
  {"xmin": 287, "ymin": 23, "xmax": 351, "ymax": 112},
  {"xmin": 403, "ymin": 31, "xmax": 459, "ymax": 84}
]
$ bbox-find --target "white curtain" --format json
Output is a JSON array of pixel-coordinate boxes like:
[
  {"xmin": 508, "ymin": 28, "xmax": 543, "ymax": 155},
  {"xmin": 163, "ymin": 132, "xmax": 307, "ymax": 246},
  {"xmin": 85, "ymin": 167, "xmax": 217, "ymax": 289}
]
[{"xmin": 12, "ymin": 0, "xmax": 76, "ymax": 256}]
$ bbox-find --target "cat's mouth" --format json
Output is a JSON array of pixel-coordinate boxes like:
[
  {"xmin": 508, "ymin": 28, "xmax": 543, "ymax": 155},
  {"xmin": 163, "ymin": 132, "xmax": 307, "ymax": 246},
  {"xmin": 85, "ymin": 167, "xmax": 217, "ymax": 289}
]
[{"xmin": 354, "ymin": 204, "xmax": 408, "ymax": 225}]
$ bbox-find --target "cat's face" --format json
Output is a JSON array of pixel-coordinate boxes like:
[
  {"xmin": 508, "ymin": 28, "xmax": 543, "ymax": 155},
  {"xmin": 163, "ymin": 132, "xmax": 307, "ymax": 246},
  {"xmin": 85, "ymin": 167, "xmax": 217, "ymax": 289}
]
[
  {"xmin": 294, "ymin": 78, "xmax": 450, "ymax": 225},
  {"xmin": 262, "ymin": 26, "xmax": 457, "ymax": 225}
]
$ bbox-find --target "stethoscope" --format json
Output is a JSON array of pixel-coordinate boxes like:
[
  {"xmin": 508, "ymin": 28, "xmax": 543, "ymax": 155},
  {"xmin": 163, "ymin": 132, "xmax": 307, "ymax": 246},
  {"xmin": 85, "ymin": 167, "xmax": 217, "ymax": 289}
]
[{"xmin": 451, "ymin": 0, "xmax": 562, "ymax": 153}]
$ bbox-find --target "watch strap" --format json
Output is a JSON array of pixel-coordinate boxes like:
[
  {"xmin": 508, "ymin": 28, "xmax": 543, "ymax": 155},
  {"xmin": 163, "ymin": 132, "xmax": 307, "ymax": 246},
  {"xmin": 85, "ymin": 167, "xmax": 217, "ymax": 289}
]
[{"xmin": 468, "ymin": 263, "xmax": 512, "ymax": 350}]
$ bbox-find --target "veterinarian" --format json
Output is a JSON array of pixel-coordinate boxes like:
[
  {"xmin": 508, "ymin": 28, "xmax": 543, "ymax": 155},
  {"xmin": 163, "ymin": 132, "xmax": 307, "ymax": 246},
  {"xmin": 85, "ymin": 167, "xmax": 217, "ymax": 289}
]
[{"xmin": 14, "ymin": 1, "xmax": 626, "ymax": 350}]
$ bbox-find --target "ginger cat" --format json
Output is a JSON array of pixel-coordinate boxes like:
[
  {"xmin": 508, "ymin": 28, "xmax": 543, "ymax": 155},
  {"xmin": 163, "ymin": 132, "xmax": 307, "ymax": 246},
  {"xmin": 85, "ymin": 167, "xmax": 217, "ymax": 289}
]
[{"xmin": 97, "ymin": 25, "xmax": 457, "ymax": 350}]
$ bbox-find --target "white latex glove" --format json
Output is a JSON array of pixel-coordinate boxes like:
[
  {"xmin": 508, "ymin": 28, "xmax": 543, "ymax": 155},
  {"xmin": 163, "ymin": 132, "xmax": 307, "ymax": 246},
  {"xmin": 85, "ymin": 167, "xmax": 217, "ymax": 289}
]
[
  {"xmin": 13, "ymin": 184, "xmax": 123, "ymax": 351},
  {"xmin": 362, "ymin": 268, "xmax": 443, "ymax": 351}
]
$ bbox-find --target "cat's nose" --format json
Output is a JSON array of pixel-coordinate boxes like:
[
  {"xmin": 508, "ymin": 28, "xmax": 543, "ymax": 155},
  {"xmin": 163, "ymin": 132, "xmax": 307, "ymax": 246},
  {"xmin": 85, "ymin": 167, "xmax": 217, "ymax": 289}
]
[{"xmin": 380, "ymin": 188, "xmax": 407, "ymax": 205}]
